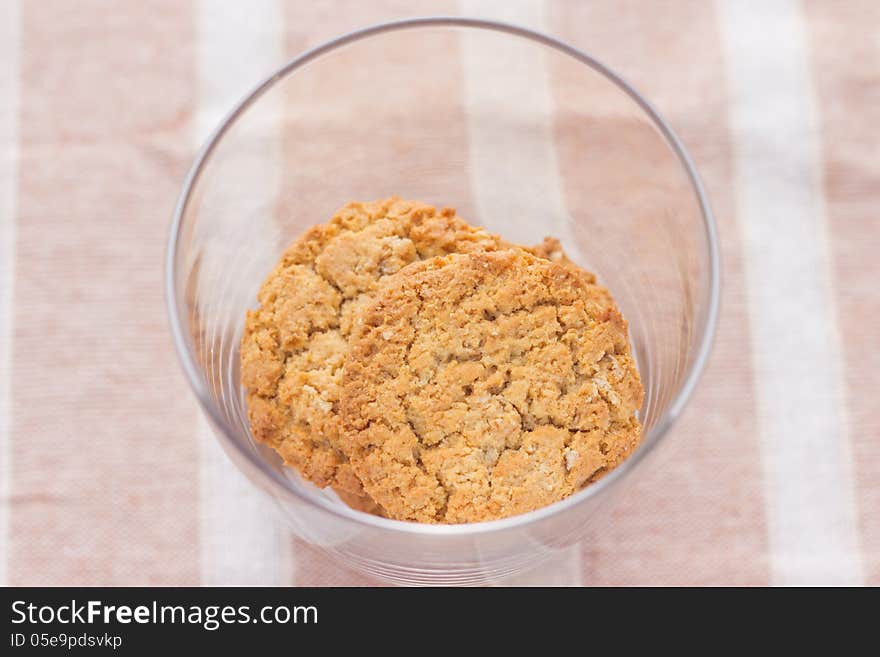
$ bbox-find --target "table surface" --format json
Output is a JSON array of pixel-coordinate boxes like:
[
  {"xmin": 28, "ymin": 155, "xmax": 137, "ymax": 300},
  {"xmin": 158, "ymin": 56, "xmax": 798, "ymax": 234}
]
[{"xmin": 0, "ymin": 0, "xmax": 877, "ymax": 586}]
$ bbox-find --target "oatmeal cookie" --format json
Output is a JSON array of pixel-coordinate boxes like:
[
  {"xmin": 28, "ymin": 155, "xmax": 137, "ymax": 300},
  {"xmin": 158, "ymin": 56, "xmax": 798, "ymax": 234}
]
[
  {"xmin": 340, "ymin": 249, "xmax": 643, "ymax": 523},
  {"xmin": 241, "ymin": 198, "xmax": 512, "ymax": 499}
]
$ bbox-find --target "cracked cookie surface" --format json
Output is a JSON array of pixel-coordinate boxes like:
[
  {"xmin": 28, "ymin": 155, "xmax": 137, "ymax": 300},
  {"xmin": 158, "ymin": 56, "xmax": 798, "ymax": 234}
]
[
  {"xmin": 340, "ymin": 249, "xmax": 643, "ymax": 523},
  {"xmin": 240, "ymin": 198, "xmax": 513, "ymax": 500}
]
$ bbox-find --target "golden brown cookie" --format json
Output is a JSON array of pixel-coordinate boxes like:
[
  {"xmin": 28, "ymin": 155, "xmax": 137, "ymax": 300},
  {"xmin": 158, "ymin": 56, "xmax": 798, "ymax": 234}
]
[
  {"xmin": 340, "ymin": 249, "xmax": 643, "ymax": 523},
  {"xmin": 240, "ymin": 198, "xmax": 513, "ymax": 501}
]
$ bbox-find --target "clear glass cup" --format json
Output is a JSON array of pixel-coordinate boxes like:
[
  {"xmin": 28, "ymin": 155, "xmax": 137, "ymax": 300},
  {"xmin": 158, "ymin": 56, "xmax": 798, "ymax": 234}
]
[{"xmin": 166, "ymin": 17, "xmax": 719, "ymax": 585}]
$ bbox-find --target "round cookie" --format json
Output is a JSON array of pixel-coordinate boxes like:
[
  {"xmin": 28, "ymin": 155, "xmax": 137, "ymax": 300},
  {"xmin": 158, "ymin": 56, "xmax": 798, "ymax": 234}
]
[
  {"xmin": 240, "ymin": 198, "xmax": 510, "ymax": 500},
  {"xmin": 340, "ymin": 249, "xmax": 644, "ymax": 523}
]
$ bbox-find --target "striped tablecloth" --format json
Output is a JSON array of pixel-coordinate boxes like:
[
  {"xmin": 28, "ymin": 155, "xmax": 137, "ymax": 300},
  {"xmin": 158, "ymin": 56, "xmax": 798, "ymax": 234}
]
[{"xmin": 0, "ymin": 0, "xmax": 876, "ymax": 586}]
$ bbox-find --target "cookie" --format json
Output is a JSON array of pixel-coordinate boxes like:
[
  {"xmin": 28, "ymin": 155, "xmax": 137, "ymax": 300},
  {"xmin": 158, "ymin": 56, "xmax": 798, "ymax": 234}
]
[
  {"xmin": 340, "ymin": 249, "xmax": 643, "ymax": 523},
  {"xmin": 241, "ymin": 198, "xmax": 515, "ymax": 500}
]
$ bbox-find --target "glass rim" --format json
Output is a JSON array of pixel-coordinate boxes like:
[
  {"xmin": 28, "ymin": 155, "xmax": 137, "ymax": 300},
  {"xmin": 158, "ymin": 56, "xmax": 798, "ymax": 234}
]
[{"xmin": 165, "ymin": 16, "xmax": 721, "ymax": 537}]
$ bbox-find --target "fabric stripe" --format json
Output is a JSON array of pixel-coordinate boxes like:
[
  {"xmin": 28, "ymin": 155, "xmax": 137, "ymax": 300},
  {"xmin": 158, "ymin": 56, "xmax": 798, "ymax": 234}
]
[
  {"xmin": 804, "ymin": 0, "xmax": 880, "ymax": 584},
  {"xmin": 459, "ymin": 0, "xmax": 582, "ymax": 587},
  {"xmin": 10, "ymin": 0, "xmax": 199, "ymax": 585},
  {"xmin": 549, "ymin": 0, "xmax": 769, "ymax": 585},
  {"xmin": 198, "ymin": 416, "xmax": 292, "ymax": 585},
  {"xmin": 0, "ymin": 0, "xmax": 21, "ymax": 587},
  {"xmin": 195, "ymin": 0, "xmax": 292, "ymax": 586},
  {"xmin": 459, "ymin": 0, "xmax": 584, "ymax": 260},
  {"xmin": 279, "ymin": 0, "xmax": 469, "ymax": 584},
  {"xmin": 716, "ymin": 0, "xmax": 863, "ymax": 585}
]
